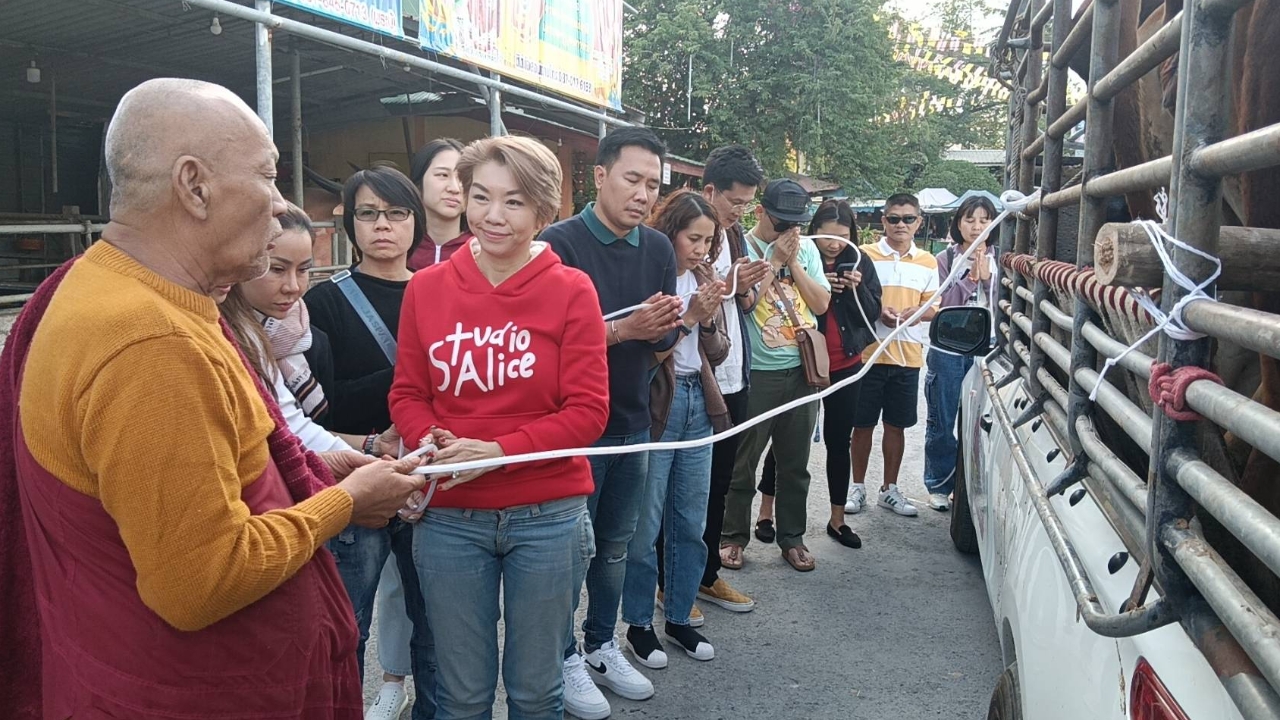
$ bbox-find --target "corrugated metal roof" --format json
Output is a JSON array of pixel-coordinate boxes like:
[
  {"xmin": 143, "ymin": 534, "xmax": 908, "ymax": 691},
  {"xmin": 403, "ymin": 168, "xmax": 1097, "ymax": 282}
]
[
  {"xmin": 0, "ymin": 0, "xmax": 612, "ymax": 136},
  {"xmin": 944, "ymin": 148, "xmax": 1006, "ymax": 165}
]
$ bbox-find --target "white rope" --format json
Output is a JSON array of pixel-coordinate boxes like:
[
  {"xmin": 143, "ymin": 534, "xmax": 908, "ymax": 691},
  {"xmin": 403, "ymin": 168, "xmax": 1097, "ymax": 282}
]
[
  {"xmin": 410, "ymin": 189, "xmax": 1040, "ymax": 478},
  {"xmin": 1088, "ymin": 219, "xmax": 1221, "ymax": 401}
]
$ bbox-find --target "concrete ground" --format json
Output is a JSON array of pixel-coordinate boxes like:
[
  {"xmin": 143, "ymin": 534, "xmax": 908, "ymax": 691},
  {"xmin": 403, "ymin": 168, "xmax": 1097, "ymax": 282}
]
[{"xmin": 363, "ymin": 376, "xmax": 1003, "ymax": 720}]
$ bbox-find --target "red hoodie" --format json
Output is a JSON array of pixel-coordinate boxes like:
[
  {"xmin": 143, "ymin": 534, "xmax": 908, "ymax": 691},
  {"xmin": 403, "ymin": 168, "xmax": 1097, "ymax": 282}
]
[
  {"xmin": 390, "ymin": 240, "xmax": 610, "ymax": 509},
  {"xmin": 407, "ymin": 231, "xmax": 474, "ymax": 272}
]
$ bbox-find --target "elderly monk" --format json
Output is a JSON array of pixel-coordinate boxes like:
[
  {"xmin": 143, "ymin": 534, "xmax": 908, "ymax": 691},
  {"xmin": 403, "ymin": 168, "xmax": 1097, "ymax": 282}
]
[{"xmin": 0, "ymin": 78, "xmax": 425, "ymax": 719}]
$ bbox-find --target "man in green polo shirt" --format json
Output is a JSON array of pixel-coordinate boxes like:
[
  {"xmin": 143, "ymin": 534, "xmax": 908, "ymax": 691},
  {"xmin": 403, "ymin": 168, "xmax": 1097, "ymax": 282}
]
[{"xmin": 720, "ymin": 179, "xmax": 831, "ymax": 572}]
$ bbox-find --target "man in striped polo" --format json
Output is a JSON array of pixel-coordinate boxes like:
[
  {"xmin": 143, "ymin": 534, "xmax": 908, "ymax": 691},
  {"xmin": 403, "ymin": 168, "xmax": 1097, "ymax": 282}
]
[{"xmin": 850, "ymin": 193, "xmax": 938, "ymax": 517}]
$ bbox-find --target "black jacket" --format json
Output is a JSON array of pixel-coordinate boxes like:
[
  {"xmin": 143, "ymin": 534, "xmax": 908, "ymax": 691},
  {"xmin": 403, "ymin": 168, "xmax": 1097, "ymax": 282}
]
[{"xmin": 817, "ymin": 245, "xmax": 883, "ymax": 361}]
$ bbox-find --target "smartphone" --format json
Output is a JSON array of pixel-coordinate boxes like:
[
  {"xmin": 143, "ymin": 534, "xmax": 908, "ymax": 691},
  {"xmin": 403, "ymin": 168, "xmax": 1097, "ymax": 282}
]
[{"xmin": 835, "ymin": 262, "xmax": 857, "ymax": 276}]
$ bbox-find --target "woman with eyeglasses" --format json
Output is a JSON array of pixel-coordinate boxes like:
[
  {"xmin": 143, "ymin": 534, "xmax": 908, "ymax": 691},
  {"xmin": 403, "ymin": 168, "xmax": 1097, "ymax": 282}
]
[{"xmin": 304, "ymin": 165, "xmax": 437, "ymax": 720}]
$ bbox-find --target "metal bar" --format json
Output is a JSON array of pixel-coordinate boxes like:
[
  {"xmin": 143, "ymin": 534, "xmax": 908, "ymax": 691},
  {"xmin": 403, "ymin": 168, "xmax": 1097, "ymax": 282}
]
[
  {"xmin": 1077, "ymin": 415, "xmax": 1149, "ymax": 514},
  {"xmin": 1148, "ymin": 0, "xmax": 1236, "ymax": 692},
  {"xmin": 49, "ymin": 75, "xmax": 57, "ymax": 195},
  {"xmin": 1045, "ymin": 396, "xmax": 1070, "ymax": 441},
  {"xmin": 1027, "ymin": 0, "xmax": 1072, "ymax": 402},
  {"xmin": 1182, "ymin": 298, "xmax": 1280, "ymax": 361},
  {"xmin": 1016, "ymin": 285, "xmax": 1035, "ymax": 302},
  {"xmin": 1085, "ymin": 155, "xmax": 1174, "ymax": 197},
  {"xmin": 1042, "ymin": 184, "xmax": 1082, "ymax": 209},
  {"xmin": 489, "ymin": 72, "xmax": 504, "ymax": 136},
  {"xmin": 1024, "ymin": 97, "xmax": 1088, "ymax": 159},
  {"xmin": 1013, "ymin": 312, "xmax": 1033, "ymax": 336},
  {"xmin": 181, "ymin": 0, "xmax": 631, "ymax": 129},
  {"xmin": 1034, "ymin": 331, "xmax": 1072, "ymax": 371},
  {"xmin": 1169, "ymin": 450, "xmax": 1280, "ymax": 580},
  {"xmin": 1039, "ymin": 298, "xmax": 1073, "ymax": 330},
  {"xmin": 1074, "ymin": 366, "xmax": 1153, "ymax": 452},
  {"xmin": 1189, "ymin": 123, "xmax": 1280, "ymax": 179},
  {"xmin": 1028, "ymin": 77, "xmax": 1049, "ymax": 105},
  {"xmin": 1063, "ymin": 0, "xmax": 1122, "ymax": 482},
  {"xmin": 1037, "ymin": 366, "xmax": 1070, "ymax": 409},
  {"xmin": 1094, "ymin": 11, "xmax": 1183, "ymax": 102},
  {"xmin": 995, "ymin": 0, "xmax": 1028, "ymax": 55},
  {"xmin": 1011, "ymin": 0, "xmax": 1045, "ymax": 382},
  {"xmin": 1051, "ymin": 2, "xmax": 1094, "ymax": 68},
  {"xmin": 1162, "ymin": 524, "xmax": 1280, "ymax": 718},
  {"xmin": 254, "ymin": 0, "xmax": 272, "ymax": 135},
  {"xmin": 1185, "ymin": 381, "xmax": 1280, "ymax": 468},
  {"xmin": 981, "ymin": 360, "xmax": 1178, "ymax": 637},
  {"xmin": 290, "ymin": 50, "xmax": 303, "ymax": 207},
  {"xmin": 1083, "ymin": 464, "xmax": 1149, "ymax": 566},
  {"xmin": 1080, "ymin": 320, "xmax": 1154, "ymax": 377},
  {"xmin": 0, "ymin": 223, "xmax": 107, "ymax": 234},
  {"xmin": 1032, "ymin": 0, "xmax": 1054, "ymax": 30}
]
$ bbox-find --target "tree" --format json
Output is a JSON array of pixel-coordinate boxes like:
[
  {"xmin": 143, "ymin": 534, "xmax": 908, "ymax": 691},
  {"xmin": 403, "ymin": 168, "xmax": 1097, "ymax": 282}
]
[{"xmin": 909, "ymin": 159, "xmax": 1002, "ymax": 195}]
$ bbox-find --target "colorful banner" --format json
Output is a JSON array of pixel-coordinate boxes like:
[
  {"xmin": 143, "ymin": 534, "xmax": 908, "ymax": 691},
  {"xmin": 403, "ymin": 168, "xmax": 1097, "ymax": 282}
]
[
  {"xmin": 275, "ymin": 0, "xmax": 404, "ymax": 38},
  {"xmin": 418, "ymin": 0, "xmax": 623, "ymax": 110}
]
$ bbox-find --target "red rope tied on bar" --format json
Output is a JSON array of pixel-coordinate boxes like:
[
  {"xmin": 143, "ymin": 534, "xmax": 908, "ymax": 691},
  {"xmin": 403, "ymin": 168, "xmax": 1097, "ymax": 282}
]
[{"xmin": 1148, "ymin": 362, "xmax": 1222, "ymax": 422}]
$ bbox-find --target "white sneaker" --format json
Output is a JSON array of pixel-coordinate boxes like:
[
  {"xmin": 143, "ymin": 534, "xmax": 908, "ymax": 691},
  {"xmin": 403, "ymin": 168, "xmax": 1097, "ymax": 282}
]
[
  {"xmin": 878, "ymin": 484, "xmax": 919, "ymax": 517},
  {"xmin": 845, "ymin": 484, "xmax": 866, "ymax": 514},
  {"xmin": 585, "ymin": 640, "xmax": 655, "ymax": 701},
  {"xmin": 929, "ymin": 493, "xmax": 951, "ymax": 511},
  {"xmin": 365, "ymin": 681, "xmax": 408, "ymax": 720},
  {"xmin": 563, "ymin": 654, "xmax": 611, "ymax": 720}
]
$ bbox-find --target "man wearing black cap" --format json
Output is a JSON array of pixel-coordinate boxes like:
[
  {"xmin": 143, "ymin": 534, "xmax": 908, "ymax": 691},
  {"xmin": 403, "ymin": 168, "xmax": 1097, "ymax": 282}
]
[{"xmin": 720, "ymin": 179, "xmax": 831, "ymax": 572}]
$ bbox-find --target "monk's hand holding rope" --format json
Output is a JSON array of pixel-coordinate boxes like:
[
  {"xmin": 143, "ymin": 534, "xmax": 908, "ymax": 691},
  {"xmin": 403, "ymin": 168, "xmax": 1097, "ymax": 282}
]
[
  {"xmin": 339, "ymin": 454, "xmax": 428, "ymax": 529},
  {"xmin": 434, "ymin": 440, "xmax": 506, "ymax": 490}
]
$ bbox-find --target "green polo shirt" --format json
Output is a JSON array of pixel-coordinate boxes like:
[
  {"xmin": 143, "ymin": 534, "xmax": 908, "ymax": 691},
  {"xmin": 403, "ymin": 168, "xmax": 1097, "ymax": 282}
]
[{"xmin": 581, "ymin": 202, "xmax": 640, "ymax": 247}]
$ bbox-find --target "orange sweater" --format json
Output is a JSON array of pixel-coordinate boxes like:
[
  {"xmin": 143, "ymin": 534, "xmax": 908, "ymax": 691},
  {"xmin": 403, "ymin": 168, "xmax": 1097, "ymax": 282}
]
[{"xmin": 19, "ymin": 242, "xmax": 353, "ymax": 631}]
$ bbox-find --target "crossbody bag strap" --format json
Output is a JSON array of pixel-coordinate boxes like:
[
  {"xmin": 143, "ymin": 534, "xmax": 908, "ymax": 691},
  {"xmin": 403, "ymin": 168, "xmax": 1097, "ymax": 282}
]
[
  {"xmin": 330, "ymin": 269, "xmax": 397, "ymax": 366},
  {"xmin": 767, "ymin": 272, "xmax": 807, "ymax": 329}
]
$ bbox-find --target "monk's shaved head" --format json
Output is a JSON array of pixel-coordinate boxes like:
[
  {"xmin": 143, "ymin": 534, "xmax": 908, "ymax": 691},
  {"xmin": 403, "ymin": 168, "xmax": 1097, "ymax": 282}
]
[
  {"xmin": 104, "ymin": 78, "xmax": 272, "ymax": 216},
  {"xmin": 100, "ymin": 78, "xmax": 287, "ymax": 295}
]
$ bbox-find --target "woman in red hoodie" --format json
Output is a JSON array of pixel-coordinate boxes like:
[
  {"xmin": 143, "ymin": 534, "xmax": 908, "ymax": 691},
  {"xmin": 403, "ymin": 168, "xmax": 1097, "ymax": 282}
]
[{"xmin": 389, "ymin": 135, "xmax": 610, "ymax": 719}]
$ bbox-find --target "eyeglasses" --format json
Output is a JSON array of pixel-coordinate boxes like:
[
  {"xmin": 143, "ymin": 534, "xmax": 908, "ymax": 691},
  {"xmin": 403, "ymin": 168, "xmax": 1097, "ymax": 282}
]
[
  {"xmin": 353, "ymin": 207, "xmax": 413, "ymax": 223},
  {"xmin": 885, "ymin": 215, "xmax": 919, "ymax": 225}
]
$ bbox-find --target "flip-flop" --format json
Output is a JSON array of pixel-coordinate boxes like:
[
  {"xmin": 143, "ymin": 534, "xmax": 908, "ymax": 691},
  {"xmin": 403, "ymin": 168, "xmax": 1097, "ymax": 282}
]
[
  {"xmin": 720, "ymin": 543, "xmax": 744, "ymax": 570},
  {"xmin": 782, "ymin": 545, "xmax": 816, "ymax": 572},
  {"xmin": 754, "ymin": 518, "xmax": 776, "ymax": 544}
]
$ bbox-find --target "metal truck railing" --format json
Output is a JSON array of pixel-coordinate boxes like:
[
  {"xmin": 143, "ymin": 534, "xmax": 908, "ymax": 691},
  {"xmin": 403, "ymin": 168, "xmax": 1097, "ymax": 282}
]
[
  {"xmin": 989, "ymin": 0, "xmax": 1280, "ymax": 716},
  {"xmin": 0, "ymin": 220, "xmax": 347, "ymax": 307}
]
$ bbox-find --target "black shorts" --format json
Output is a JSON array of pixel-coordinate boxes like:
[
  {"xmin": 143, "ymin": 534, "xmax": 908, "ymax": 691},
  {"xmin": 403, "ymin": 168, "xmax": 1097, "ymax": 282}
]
[{"xmin": 853, "ymin": 364, "xmax": 921, "ymax": 429}]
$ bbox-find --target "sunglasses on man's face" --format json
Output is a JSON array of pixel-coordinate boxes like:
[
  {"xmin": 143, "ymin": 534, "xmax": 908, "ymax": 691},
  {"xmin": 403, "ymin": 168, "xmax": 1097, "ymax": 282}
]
[{"xmin": 885, "ymin": 215, "xmax": 919, "ymax": 225}]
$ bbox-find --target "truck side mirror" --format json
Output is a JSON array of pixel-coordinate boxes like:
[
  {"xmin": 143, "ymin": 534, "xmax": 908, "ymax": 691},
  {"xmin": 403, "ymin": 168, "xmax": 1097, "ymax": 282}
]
[{"xmin": 930, "ymin": 306, "xmax": 993, "ymax": 356}]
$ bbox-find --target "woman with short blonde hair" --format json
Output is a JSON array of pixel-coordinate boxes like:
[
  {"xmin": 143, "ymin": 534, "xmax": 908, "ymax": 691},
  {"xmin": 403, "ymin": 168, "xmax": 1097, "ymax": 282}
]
[{"xmin": 391, "ymin": 134, "xmax": 611, "ymax": 719}]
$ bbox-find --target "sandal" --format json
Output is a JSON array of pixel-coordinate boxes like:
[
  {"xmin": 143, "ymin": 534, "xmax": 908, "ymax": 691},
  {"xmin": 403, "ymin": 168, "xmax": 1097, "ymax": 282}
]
[
  {"xmin": 827, "ymin": 523, "xmax": 863, "ymax": 549},
  {"xmin": 720, "ymin": 543, "xmax": 744, "ymax": 570},
  {"xmin": 754, "ymin": 519, "xmax": 776, "ymax": 544},
  {"xmin": 782, "ymin": 545, "xmax": 816, "ymax": 572}
]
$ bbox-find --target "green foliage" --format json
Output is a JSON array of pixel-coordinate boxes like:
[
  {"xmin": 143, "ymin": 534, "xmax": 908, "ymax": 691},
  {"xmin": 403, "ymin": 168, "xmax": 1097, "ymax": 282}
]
[
  {"xmin": 909, "ymin": 159, "xmax": 1002, "ymax": 196},
  {"xmin": 623, "ymin": 0, "xmax": 1007, "ymax": 196}
]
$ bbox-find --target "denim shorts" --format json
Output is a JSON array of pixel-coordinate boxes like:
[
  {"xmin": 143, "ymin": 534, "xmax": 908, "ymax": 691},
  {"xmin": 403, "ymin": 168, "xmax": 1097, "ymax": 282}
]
[{"xmin": 853, "ymin": 363, "xmax": 921, "ymax": 429}]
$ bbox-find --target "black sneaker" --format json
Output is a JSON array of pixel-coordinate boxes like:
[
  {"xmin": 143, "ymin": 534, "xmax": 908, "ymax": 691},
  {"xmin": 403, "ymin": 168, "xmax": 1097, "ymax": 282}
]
[
  {"xmin": 625, "ymin": 625, "xmax": 669, "ymax": 669},
  {"xmin": 664, "ymin": 621, "xmax": 715, "ymax": 661}
]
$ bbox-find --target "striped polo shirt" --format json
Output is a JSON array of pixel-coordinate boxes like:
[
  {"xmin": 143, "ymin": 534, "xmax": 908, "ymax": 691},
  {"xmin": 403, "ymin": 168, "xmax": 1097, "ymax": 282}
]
[{"xmin": 863, "ymin": 238, "xmax": 938, "ymax": 368}]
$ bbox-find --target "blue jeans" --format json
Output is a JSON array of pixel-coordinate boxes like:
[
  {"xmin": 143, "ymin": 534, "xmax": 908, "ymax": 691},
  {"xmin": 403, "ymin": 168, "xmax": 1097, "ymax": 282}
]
[
  {"xmin": 376, "ymin": 555, "xmax": 413, "ymax": 677},
  {"xmin": 623, "ymin": 375, "xmax": 712, "ymax": 627},
  {"xmin": 923, "ymin": 348, "xmax": 975, "ymax": 495},
  {"xmin": 565, "ymin": 429, "xmax": 651, "ymax": 658},
  {"xmin": 415, "ymin": 497, "xmax": 592, "ymax": 720},
  {"xmin": 328, "ymin": 519, "xmax": 436, "ymax": 719}
]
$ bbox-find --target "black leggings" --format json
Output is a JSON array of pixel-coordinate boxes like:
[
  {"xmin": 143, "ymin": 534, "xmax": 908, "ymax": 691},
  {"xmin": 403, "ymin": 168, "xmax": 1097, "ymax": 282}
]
[{"xmin": 759, "ymin": 364, "xmax": 862, "ymax": 507}]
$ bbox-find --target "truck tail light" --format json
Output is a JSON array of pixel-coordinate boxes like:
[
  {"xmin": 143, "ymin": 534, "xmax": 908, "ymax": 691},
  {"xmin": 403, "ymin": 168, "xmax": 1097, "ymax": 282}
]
[{"xmin": 1131, "ymin": 657, "xmax": 1191, "ymax": 720}]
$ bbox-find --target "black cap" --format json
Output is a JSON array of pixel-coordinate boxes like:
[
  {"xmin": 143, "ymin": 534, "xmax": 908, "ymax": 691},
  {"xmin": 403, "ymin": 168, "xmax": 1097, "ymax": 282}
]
[{"xmin": 761, "ymin": 179, "xmax": 812, "ymax": 224}]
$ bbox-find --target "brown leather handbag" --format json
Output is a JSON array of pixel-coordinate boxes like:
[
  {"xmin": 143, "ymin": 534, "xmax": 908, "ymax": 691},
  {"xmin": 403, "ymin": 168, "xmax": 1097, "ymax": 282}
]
[{"xmin": 767, "ymin": 274, "xmax": 831, "ymax": 389}]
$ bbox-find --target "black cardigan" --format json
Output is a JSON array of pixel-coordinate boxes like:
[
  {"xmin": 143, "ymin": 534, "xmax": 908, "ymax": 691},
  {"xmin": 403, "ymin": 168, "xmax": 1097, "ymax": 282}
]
[{"xmin": 817, "ymin": 245, "xmax": 883, "ymax": 361}]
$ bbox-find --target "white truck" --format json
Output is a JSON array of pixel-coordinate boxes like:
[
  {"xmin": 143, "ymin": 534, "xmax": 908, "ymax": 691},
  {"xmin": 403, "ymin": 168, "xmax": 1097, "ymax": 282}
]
[{"xmin": 939, "ymin": 0, "xmax": 1280, "ymax": 717}]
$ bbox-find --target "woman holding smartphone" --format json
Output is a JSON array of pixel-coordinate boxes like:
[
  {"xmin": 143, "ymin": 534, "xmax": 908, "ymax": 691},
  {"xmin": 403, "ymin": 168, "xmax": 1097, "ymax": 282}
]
[{"xmin": 755, "ymin": 199, "xmax": 882, "ymax": 548}]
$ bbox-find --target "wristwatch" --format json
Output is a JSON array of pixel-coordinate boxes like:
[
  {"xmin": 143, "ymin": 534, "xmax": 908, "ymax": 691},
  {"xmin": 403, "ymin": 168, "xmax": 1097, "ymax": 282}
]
[
  {"xmin": 699, "ymin": 319, "xmax": 718, "ymax": 334},
  {"xmin": 677, "ymin": 324, "xmax": 693, "ymax": 336}
]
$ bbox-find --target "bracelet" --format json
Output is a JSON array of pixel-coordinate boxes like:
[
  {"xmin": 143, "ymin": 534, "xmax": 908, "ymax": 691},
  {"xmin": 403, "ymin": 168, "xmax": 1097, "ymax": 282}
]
[
  {"xmin": 609, "ymin": 321, "xmax": 621, "ymax": 344},
  {"xmin": 736, "ymin": 290, "xmax": 751, "ymax": 299},
  {"xmin": 363, "ymin": 433, "xmax": 378, "ymax": 455}
]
